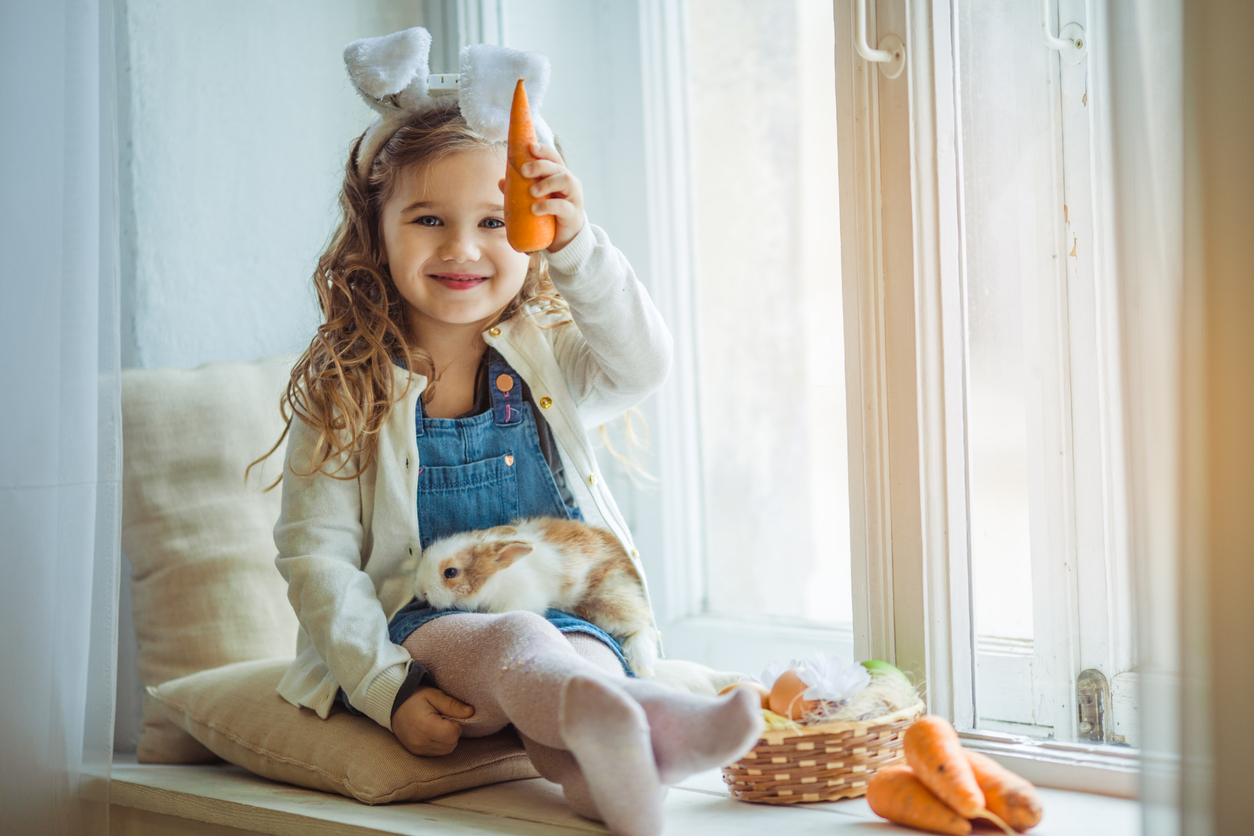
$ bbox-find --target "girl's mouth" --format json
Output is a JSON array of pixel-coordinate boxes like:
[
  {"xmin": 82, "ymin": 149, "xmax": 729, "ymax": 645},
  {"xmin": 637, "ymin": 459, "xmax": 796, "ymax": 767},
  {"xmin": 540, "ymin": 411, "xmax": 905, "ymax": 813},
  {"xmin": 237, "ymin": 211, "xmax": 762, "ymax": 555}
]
[{"xmin": 430, "ymin": 273, "xmax": 489, "ymax": 290}]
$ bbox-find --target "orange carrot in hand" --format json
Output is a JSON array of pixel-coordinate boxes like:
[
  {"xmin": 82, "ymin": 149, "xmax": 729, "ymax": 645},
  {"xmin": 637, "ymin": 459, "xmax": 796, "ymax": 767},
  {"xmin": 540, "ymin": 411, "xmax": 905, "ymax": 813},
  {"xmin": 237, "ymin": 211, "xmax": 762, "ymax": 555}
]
[
  {"xmin": 905, "ymin": 715, "xmax": 1013, "ymax": 834},
  {"xmin": 867, "ymin": 765, "xmax": 972, "ymax": 836},
  {"xmin": 504, "ymin": 79, "xmax": 556, "ymax": 253},
  {"xmin": 965, "ymin": 751, "xmax": 1043, "ymax": 832}
]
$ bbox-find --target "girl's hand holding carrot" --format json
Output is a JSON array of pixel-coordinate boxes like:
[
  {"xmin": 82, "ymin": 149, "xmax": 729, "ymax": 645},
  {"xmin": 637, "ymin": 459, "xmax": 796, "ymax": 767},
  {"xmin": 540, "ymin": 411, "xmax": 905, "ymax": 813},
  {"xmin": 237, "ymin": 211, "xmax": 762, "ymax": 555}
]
[
  {"xmin": 502, "ymin": 78, "xmax": 585, "ymax": 255},
  {"xmin": 500, "ymin": 143, "xmax": 586, "ymax": 255},
  {"xmin": 520, "ymin": 143, "xmax": 586, "ymax": 253}
]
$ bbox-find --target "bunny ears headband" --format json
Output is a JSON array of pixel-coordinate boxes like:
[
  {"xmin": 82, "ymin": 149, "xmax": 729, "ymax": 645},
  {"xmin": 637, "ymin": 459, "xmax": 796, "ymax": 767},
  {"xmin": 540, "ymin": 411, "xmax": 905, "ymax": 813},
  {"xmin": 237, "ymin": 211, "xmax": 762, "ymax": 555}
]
[{"xmin": 344, "ymin": 27, "xmax": 555, "ymax": 177}]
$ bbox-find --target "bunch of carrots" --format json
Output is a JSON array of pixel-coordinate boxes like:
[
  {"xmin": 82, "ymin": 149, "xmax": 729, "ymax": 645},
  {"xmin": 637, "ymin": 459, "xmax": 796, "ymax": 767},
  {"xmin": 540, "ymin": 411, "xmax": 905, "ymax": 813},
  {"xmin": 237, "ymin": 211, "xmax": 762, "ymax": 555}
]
[{"xmin": 867, "ymin": 715, "xmax": 1043, "ymax": 835}]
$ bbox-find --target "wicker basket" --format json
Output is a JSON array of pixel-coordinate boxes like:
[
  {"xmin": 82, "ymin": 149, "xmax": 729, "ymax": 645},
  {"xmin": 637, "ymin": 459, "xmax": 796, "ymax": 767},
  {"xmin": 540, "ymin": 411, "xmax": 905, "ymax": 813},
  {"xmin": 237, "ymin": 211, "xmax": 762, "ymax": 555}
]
[{"xmin": 723, "ymin": 700, "xmax": 925, "ymax": 805}]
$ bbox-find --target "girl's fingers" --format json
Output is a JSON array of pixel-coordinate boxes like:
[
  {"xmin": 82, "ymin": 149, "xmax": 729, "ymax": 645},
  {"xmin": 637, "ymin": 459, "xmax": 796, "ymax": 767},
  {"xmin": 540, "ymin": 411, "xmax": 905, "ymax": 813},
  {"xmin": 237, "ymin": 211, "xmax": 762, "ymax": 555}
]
[
  {"xmin": 531, "ymin": 172, "xmax": 576, "ymax": 199},
  {"xmin": 521, "ymin": 158, "xmax": 563, "ymax": 179},
  {"xmin": 529, "ymin": 142, "xmax": 565, "ymax": 166},
  {"xmin": 530, "ymin": 197, "xmax": 580, "ymax": 224},
  {"xmin": 497, "ymin": 176, "xmax": 506, "ymax": 195}
]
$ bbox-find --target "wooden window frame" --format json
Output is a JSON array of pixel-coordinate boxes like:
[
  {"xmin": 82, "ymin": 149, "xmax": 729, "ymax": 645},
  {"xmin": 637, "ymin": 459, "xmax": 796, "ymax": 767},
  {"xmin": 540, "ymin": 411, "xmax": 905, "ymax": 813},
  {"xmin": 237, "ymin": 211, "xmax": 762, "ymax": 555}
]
[{"xmin": 831, "ymin": 0, "xmax": 1139, "ymax": 794}]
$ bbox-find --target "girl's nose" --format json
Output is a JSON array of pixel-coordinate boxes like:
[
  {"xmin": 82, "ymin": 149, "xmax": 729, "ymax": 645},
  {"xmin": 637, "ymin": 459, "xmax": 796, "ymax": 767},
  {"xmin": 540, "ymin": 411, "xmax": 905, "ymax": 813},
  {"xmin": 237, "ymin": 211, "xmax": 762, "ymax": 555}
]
[{"xmin": 439, "ymin": 226, "xmax": 480, "ymax": 262}]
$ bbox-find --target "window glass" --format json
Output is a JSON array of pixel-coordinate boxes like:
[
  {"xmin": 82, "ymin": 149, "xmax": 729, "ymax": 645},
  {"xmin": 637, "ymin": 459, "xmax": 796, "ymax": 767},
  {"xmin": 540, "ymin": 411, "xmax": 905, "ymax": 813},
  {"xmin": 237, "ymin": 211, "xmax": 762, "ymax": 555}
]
[
  {"xmin": 687, "ymin": 0, "xmax": 851, "ymax": 627},
  {"xmin": 958, "ymin": 0, "xmax": 1040, "ymax": 684}
]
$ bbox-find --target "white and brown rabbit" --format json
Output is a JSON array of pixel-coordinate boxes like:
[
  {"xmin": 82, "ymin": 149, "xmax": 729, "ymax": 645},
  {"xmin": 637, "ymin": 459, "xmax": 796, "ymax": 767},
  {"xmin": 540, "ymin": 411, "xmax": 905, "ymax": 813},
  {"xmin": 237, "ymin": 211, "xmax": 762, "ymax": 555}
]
[{"xmin": 414, "ymin": 517, "xmax": 659, "ymax": 676}]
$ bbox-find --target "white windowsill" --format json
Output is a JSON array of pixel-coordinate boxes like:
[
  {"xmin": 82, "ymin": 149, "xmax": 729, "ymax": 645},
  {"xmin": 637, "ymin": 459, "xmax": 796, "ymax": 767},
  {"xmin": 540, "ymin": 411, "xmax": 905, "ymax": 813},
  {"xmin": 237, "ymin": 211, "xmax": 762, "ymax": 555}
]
[{"xmin": 109, "ymin": 756, "xmax": 1139, "ymax": 836}]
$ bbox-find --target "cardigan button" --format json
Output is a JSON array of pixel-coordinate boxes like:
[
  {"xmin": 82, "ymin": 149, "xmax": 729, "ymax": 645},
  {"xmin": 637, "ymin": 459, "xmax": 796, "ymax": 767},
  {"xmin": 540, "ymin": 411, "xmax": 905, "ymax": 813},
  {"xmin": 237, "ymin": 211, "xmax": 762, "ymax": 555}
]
[
  {"xmin": 539, "ymin": 397, "xmax": 552, "ymax": 409},
  {"xmin": 488, "ymin": 327, "xmax": 502, "ymax": 337},
  {"xmin": 631, "ymin": 548, "xmax": 639, "ymax": 558},
  {"xmin": 588, "ymin": 474, "xmax": 598, "ymax": 486}
]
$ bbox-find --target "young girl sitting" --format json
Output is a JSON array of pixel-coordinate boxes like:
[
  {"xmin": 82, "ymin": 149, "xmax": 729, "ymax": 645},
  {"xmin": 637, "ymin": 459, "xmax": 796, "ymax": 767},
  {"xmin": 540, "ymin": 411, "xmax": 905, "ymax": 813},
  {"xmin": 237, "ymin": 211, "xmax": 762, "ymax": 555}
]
[{"xmin": 261, "ymin": 31, "xmax": 761, "ymax": 836}]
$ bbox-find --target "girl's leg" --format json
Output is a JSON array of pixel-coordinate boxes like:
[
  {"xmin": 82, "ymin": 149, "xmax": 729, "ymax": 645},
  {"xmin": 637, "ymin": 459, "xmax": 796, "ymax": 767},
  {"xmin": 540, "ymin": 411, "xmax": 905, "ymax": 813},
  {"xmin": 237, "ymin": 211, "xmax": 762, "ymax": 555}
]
[
  {"xmin": 402, "ymin": 612, "xmax": 663, "ymax": 836},
  {"xmin": 518, "ymin": 632, "xmax": 644, "ymax": 823},
  {"xmin": 401, "ymin": 613, "xmax": 762, "ymax": 834},
  {"xmin": 565, "ymin": 633, "xmax": 764, "ymax": 786}
]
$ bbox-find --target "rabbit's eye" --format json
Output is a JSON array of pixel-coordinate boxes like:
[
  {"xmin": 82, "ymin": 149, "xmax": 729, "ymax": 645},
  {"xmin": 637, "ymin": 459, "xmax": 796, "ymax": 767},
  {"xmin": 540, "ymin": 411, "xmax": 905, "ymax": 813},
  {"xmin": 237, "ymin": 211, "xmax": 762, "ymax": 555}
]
[{"xmin": 443, "ymin": 567, "xmax": 459, "ymax": 580}]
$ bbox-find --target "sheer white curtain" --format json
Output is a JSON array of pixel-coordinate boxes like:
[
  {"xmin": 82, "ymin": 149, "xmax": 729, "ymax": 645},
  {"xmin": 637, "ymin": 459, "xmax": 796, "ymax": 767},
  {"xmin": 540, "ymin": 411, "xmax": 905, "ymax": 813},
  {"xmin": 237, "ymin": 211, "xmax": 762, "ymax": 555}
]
[{"xmin": 0, "ymin": 0, "xmax": 121, "ymax": 833}]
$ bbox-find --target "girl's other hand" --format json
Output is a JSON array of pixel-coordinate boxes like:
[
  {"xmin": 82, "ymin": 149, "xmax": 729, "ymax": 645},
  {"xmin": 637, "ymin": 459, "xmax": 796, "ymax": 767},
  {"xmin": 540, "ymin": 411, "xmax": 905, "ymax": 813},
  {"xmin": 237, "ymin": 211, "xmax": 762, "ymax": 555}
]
[
  {"xmin": 391, "ymin": 685, "xmax": 476, "ymax": 756},
  {"xmin": 500, "ymin": 143, "xmax": 586, "ymax": 254}
]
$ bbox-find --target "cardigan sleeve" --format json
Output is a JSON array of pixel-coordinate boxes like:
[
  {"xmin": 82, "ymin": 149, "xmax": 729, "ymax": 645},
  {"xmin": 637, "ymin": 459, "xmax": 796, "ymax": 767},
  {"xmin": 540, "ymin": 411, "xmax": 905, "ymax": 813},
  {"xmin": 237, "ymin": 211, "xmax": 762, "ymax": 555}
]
[
  {"xmin": 543, "ymin": 223, "xmax": 674, "ymax": 428},
  {"xmin": 273, "ymin": 414, "xmax": 415, "ymax": 730}
]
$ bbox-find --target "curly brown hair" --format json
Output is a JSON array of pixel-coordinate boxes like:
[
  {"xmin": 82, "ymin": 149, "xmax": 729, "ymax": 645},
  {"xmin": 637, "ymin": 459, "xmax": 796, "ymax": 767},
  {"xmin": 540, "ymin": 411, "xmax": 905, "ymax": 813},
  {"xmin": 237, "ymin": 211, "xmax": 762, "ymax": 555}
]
[{"xmin": 248, "ymin": 101, "xmax": 569, "ymax": 488}]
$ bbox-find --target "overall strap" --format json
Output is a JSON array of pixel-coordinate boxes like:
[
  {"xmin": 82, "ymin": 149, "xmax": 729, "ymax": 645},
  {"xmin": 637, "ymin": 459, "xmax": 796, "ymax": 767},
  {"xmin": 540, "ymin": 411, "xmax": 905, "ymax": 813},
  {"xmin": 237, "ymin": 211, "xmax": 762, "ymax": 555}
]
[{"xmin": 487, "ymin": 350, "xmax": 524, "ymax": 426}]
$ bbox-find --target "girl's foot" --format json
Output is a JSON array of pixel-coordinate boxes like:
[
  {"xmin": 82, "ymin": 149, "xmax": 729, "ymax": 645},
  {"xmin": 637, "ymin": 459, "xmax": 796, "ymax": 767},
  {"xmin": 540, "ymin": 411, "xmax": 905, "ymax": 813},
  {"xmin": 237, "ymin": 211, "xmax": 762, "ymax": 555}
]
[
  {"xmin": 559, "ymin": 674, "xmax": 666, "ymax": 836},
  {"xmin": 620, "ymin": 678, "xmax": 764, "ymax": 785}
]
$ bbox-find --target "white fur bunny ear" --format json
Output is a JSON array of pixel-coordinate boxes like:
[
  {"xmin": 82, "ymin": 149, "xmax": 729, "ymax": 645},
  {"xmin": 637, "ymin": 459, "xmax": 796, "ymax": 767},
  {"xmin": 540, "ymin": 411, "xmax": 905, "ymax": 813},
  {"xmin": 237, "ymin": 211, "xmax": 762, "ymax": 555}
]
[
  {"xmin": 345, "ymin": 27, "xmax": 443, "ymax": 177},
  {"xmin": 458, "ymin": 43, "xmax": 555, "ymax": 146},
  {"xmin": 344, "ymin": 27, "xmax": 433, "ymax": 114}
]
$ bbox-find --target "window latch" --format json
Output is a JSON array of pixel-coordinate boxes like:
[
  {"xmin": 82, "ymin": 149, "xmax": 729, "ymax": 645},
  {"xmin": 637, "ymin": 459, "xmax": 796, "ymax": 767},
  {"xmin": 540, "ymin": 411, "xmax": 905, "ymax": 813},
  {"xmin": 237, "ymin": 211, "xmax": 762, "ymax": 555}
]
[
  {"xmin": 1076, "ymin": 668, "xmax": 1108, "ymax": 741},
  {"xmin": 1041, "ymin": 0, "xmax": 1088, "ymax": 65},
  {"xmin": 854, "ymin": 0, "xmax": 905, "ymax": 79}
]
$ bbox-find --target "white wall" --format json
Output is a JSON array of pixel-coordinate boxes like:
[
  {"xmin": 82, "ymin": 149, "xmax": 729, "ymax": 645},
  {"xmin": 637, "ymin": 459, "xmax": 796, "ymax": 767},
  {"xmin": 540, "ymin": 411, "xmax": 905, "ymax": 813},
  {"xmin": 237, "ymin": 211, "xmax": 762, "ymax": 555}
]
[
  {"xmin": 118, "ymin": 0, "xmax": 423, "ymax": 371},
  {"xmin": 114, "ymin": 0, "xmax": 425, "ymax": 753}
]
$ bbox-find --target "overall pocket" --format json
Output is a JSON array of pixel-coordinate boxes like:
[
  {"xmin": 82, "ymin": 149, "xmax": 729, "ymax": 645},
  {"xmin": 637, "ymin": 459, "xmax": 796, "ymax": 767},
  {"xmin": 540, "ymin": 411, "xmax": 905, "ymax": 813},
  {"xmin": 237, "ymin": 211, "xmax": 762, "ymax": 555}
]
[{"xmin": 416, "ymin": 452, "xmax": 520, "ymax": 549}]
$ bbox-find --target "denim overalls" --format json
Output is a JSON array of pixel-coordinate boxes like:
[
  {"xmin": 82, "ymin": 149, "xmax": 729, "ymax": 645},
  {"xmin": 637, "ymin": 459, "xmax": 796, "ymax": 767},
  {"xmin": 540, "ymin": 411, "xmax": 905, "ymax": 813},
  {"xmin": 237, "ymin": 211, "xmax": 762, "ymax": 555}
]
[{"xmin": 339, "ymin": 349, "xmax": 633, "ymax": 717}]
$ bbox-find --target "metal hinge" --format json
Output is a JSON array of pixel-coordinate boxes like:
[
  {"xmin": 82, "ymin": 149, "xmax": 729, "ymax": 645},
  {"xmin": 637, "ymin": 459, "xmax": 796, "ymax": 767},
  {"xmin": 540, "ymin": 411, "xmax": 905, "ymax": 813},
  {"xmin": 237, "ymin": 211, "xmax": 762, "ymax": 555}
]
[{"xmin": 1077, "ymin": 668, "xmax": 1128, "ymax": 745}]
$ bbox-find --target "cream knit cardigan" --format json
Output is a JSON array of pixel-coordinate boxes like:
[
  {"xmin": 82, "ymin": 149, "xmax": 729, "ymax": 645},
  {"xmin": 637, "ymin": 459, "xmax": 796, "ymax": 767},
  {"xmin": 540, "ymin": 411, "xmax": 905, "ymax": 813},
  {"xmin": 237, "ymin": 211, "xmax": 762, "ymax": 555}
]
[{"xmin": 274, "ymin": 224, "xmax": 673, "ymax": 730}]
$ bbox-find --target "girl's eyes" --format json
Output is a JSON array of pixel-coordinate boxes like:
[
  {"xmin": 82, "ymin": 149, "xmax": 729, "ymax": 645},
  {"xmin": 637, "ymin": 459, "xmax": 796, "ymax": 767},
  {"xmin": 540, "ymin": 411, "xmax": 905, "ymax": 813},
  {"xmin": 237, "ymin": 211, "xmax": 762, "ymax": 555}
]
[{"xmin": 410, "ymin": 216, "xmax": 505, "ymax": 229}]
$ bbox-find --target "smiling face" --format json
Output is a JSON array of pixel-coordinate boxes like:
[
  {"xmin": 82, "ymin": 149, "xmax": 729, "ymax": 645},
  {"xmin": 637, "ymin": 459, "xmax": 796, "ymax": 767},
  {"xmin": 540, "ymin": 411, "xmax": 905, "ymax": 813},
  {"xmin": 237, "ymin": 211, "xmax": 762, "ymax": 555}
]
[{"xmin": 379, "ymin": 147, "xmax": 531, "ymax": 343}]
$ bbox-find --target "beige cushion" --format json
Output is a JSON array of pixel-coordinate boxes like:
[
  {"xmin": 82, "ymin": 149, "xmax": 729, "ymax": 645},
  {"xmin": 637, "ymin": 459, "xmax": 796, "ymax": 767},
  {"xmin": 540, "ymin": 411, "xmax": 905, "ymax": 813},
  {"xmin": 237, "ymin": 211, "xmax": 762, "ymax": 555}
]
[
  {"xmin": 121, "ymin": 355, "xmax": 302, "ymax": 762},
  {"xmin": 148, "ymin": 658, "xmax": 538, "ymax": 803}
]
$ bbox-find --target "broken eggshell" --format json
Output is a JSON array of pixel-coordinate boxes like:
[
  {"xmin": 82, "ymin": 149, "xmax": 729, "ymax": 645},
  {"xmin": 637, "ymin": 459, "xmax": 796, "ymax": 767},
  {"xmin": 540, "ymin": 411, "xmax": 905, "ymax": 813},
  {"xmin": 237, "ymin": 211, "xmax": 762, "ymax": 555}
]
[{"xmin": 767, "ymin": 655, "xmax": 873, "ymax": 721}]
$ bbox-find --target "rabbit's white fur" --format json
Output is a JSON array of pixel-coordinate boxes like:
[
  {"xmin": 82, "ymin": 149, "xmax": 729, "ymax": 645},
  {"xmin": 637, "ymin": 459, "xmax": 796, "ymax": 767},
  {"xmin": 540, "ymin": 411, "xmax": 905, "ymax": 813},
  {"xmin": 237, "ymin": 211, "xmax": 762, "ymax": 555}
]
[{"xmin": 415, "ymin": 517, "xmax": 659, "ymax": 675}]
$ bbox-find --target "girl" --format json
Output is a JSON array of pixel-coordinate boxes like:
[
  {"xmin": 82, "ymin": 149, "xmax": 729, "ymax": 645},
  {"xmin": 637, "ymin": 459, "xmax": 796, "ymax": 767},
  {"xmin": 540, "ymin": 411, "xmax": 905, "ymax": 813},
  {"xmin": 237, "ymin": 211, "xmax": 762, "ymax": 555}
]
[{"xmin": 262, "ymin": 94, "xmax": 761, "ymax": 835}]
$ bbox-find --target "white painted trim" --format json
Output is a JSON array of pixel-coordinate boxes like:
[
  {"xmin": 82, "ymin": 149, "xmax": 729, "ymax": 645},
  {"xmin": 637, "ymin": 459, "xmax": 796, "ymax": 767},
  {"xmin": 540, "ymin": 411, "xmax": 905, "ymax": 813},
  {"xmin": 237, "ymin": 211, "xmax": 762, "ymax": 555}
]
[
  {"xmin": 457, "ymin": 0, "xmax": 503, "ymax": 47},
  {"xmin": 835, "ymin": 0, "xmax": 972, "ymax": 714},
  {"xmin": 961, "ymin": 732, "xmax": 1140, "ymax": 799},
  {"xmin": 425, "ymin": 0, "xmax": 503, "ymax": 71},
  {"xmin": 834, "ymin": 0, "xmax": 895, "ymax": 670},
  {"xmin": 423, "ymin": 0, "xmax": 459, "ymax": 72},
  {"xmin": 108, "ymin": 758, "xmax": 1141, "ymax": 834},
  {"xmin": 904, "ymin": 0, "xmax": 976, "ymax": 729}
]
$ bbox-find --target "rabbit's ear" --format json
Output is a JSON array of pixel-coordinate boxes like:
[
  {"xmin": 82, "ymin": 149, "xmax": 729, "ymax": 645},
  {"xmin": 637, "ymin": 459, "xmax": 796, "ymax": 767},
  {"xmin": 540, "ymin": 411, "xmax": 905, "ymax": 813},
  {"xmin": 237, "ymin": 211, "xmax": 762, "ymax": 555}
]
[
  {"xmin": 485, "ymin": 525, "xmax": 519, "ymax": 538},
  {"xmin": 492, "ymin": 540, "xmax": 534, "ymax": 569},
  {"xmin": 343, "ymin": 27, "xmax": 432, "ymax": 115}
]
